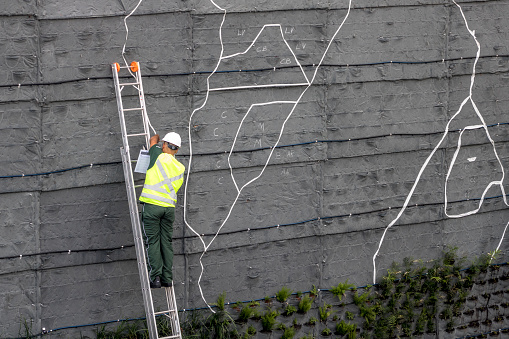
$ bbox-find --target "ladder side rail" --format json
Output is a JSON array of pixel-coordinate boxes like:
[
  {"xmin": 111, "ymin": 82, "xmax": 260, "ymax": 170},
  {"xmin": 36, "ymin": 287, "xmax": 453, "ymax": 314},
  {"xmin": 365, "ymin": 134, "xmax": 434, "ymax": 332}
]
[
  {"xmin": 112, "ymin": 65, "xmax": 130, "ymax": 153},
  {"xmin": 172, "ymin": 285, "xmax": 181, "ymax": 336},
  {"xmin": 120, "ymin": 147, "xmax": 159, "ymax": 339},
  {"xmin": 135, "ymin": 66, "xmax": 151, "ymax": 149},
  {"xmin": 166, "ymin": 285, "xmax": 181, "ymax": 336}
]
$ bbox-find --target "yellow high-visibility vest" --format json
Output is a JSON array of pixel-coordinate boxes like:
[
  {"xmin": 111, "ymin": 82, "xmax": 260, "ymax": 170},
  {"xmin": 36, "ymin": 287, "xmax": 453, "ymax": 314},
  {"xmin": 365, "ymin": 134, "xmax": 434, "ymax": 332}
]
[{"xmin": 139, "ymin": 153, "xmax": 185, "ymax": 207}]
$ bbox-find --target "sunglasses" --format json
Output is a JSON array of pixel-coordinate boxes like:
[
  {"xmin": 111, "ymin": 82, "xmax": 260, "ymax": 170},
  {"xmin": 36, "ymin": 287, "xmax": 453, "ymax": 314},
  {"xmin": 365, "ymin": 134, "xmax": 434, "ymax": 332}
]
[{"xmin": 165, "ymin": 142, "xmax": 179, "ymax": 150}]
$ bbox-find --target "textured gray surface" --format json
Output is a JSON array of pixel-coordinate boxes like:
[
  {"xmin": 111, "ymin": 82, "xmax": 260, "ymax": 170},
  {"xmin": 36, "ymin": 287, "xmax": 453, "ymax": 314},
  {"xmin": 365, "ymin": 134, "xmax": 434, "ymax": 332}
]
[{"xmin": 1, "ymin": 0, "xmax": 509, "ymax": 337}]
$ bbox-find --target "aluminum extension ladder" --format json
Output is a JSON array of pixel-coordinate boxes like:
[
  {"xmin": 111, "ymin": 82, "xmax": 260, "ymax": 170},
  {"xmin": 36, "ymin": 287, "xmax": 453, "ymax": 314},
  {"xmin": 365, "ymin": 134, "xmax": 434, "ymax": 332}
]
[{"xmin": 112, "ymin": 61, "xmax": 182, "ymax": 339}]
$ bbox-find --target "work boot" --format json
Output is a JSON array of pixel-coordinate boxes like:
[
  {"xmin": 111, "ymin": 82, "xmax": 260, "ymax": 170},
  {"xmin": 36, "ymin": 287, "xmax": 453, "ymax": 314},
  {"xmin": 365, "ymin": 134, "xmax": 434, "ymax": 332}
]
[
  {"xmin": 150, "ymin": 276, "xmax": 161, "ymax": 288},
  {"xmin": 161, "ymin": 280, "xmax": 172, "ymax": 288}
]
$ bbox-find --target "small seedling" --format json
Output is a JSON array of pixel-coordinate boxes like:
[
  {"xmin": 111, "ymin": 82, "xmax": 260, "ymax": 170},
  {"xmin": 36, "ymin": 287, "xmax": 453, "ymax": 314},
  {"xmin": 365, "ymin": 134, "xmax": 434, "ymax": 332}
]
[
  {"xmin": 246, "ymin": 325, "xmax": 256, "ymax": 336},
  {"xmin": 283, "ymin": 305, "xmax": 297, "ymax": 316},
  {"xmin": 319, "ymin": 303, "xmax": 333, "ymax": 322}
]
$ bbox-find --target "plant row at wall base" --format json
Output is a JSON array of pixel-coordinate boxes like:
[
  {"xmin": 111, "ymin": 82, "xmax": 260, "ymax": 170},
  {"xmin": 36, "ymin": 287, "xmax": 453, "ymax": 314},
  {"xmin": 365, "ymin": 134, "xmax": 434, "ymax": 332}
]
[{"xmin": 15, "ymin": 248, "xmax": 509, "ymax": 339}]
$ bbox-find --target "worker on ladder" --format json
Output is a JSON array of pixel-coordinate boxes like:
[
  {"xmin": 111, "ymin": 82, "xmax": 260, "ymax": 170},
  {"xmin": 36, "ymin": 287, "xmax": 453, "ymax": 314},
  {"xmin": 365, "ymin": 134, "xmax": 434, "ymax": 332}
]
[{"xmin": 139, "ymin": 132, "xmax": 185, "ymax": 289}]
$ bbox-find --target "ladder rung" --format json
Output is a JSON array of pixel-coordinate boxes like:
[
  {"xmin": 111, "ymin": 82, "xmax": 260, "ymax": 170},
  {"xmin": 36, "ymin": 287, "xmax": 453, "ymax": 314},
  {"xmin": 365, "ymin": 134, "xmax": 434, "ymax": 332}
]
[
  {"xmin": 119, "ymin": 82, "xmax": 140, "ymax": 86},
  {"xmin": 154, "ymin": 310, "xmax": 177, "ymax": 316},
  {"xmin": 159, "ymin": 335, "xmax": 181, "ymax": 339},
  {"xmin": 127, "ymin": 133, "xmax": 148, "ymax": 137},
  {"xmin": 123, "ymin": 107, "xmax": 143, "ymax": 112},
  {"xmin": 134, "ymin": 184, "xmax": 143, "ymax": 188}
]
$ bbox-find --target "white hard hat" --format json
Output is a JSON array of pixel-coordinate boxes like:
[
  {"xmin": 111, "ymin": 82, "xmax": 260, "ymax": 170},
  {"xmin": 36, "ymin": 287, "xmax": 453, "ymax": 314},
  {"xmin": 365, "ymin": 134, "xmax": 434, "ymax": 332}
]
[{"xmin": 162, "ymin": 132, "xmax": 181, "ymax": 148}]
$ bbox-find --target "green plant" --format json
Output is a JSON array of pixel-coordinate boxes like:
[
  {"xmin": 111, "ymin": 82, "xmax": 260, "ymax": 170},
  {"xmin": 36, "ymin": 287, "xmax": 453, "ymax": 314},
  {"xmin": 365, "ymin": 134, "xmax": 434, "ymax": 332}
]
[
  {"xmin": 283, "ymin": 304, "xmax": 297, "ymax": 316},
  {"xmin": 261, "ymin": 310, "xmax": 279, "ymax": 331},
  {"xmin": 206, "ymin": 303, "xmax": 237, "ymax": 338},
  {"xmin": 439, "ymin": 306, "xmax": 452, "ymax": 320},
  {"xmin": 172, "ymin": 249, "xmax": 507, "ymax": 339},
  {"xmin": 353, "ymin": 291, "xmax": 370, "ymax": 306},
  {"xmin": 246, "ymin": 325, "xmax": 256, "ymax": 336},
  {"xmin": 276, "ymin": 286, "xmax": 293, "ymax": 303},
  {"xmin": 336, "ymin": 320, "xmax": 356, "ymax": 336},
  {"xmin": 126, "ymin": 321, "xmax": 144, "ymax": 339},
  {"xmin": 414, "ymin": 309, "xmax": 427, "ymax": 335},
  {"xmin": 310, "ymin": 284, "xmax": 319, "ymax": 296},
  {"xmin": 489, "ymin": 249, "xmax": 501, "ymax": 262},
  {"xmin": 321, "ymin": 327, "xmax": 332, "ymax": 336},
  {"xmin": 330, "ymin": 280, "xmax": 355, "ymax": 301},
  {"xmin": 281, "ymin": 326, "xmax": 296, "ymax": 339},
  {"xmin": 181, "ymin": 309, "xmax": 205, "ymax": 337},
  {"xmin": 402, "ymin": 322, "xmax": 412, "ymax": 336},
  {"xmin": 238, "ymin": 304, "xmax": 254, "ymax": 322},
  {"xmin": 248, "ymin": 300, "xmax": 260, "ymax": 307},
  {"xmin": 347, "ymin": 330, "xmax": 357, "ymax": 339},
  {"xmin": 96, "ymin": 320, "xmax": 147, "ymax": 339},
  {"xmin": 345, "ymin": 311, "xmax": 355, "ymax": 320},
  {"xmin": 158, "ymin": 318, "xmax": 176, "ymax": 338},
  {"xmin": 426, "ymin": 318, "xmax": 435, "ymax": 333},
  {"xmin": 251, "ymin": 308, "xmax": 262, "ymax": 320},
  {"xmin": 319, "ymin": 303, "xmax": 333, "ymax": 322},
  {"xmin": 386, "ymin": 312, "xmax": 400, "ymax": 335},
  {"xmin": 446, "ymin": 319, "xmax": 455, "ymax": 332},
  {"xmin": 298, "ymin": 294, "xmax": 313, "ymax": 313},
  {"xmin": 214, "ymin": 292, "xmax": 227, "ymax": 311},
  {"xmin": 359, "ymin": 304, "xmax": 377, "ymax": 325},
  {"xmin": 19, "ymin": 318, "xmax": 33, "ymax": 339}
]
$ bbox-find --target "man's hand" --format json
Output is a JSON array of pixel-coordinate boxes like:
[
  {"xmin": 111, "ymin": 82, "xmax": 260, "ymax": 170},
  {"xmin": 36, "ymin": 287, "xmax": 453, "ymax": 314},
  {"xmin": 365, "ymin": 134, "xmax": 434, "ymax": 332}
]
[{"xmin": 149, "ymin": 134, "xmax": 160, "ymax": 148}]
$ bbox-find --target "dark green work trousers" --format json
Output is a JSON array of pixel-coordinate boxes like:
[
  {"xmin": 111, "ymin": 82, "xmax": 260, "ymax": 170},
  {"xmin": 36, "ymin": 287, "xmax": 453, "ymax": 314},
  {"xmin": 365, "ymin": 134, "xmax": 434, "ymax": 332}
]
[{"xmin": 141, "ymin": 203, "xmax": 175, "ymax": 284}]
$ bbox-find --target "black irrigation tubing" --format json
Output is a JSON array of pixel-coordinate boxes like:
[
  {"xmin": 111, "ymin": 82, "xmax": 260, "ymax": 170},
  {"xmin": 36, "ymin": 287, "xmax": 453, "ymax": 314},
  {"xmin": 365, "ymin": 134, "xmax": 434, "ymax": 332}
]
[
  {"xmin": 456, "ymin": 327, "xmax": 509, "ymax": 339},
  {"xmin": 9, "ymin": 261, "xmax": 509, "ymax": 338},
  {"xmin": 0, "ymin": 245, "xmax": 135, "ymax": 260},
  {"xmin": 1, "ymin": 192, "xmax": 507, "ymax": 261},
  {"xmin": 5, "ymin": 317, "xmax": 147, "ymax": 339},
  {"xmin": 0, "ymin": 161, "xmax": 120, "ymax": 179},
  {"xmin": 1, "ymin": 122, "xmax": 508, "ymax": 179},
  {"xmin": 1, "ymin": 54, "xmax": 508, "ymax": 89}
]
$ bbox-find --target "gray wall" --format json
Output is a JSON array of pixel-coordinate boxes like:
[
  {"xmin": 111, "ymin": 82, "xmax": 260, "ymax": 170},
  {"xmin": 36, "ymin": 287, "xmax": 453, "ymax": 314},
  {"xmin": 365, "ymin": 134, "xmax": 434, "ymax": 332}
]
[{"xmin": 1, "ymin": 0, "xmax": 509, "ymax": 337}]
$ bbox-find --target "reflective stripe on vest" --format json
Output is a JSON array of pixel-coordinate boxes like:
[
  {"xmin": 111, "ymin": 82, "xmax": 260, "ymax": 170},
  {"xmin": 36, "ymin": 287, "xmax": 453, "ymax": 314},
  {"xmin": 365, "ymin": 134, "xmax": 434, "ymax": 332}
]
[{"xmin": 140, "ymin": 192, "xmax": 177, "ymax": 205}]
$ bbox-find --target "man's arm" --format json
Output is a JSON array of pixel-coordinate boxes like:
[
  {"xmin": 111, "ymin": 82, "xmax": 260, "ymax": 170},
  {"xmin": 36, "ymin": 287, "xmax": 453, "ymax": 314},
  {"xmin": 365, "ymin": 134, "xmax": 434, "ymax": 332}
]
[{"xmin": 149, "ymin": 134, "xmax": 160, "ymax": 148}]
